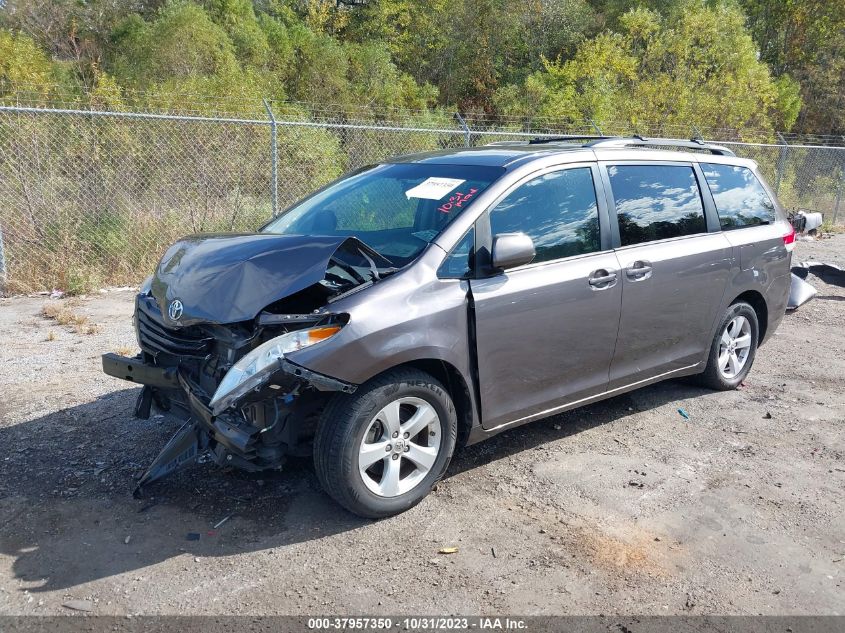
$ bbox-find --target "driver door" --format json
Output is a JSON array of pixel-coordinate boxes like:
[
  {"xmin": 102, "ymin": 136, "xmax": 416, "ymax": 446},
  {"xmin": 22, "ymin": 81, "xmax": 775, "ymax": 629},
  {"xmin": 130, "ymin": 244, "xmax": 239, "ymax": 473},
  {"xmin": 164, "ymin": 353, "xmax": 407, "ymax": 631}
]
[{"xmin": 469, "ymin": 164, "xmax": 622, "ymax": 430}]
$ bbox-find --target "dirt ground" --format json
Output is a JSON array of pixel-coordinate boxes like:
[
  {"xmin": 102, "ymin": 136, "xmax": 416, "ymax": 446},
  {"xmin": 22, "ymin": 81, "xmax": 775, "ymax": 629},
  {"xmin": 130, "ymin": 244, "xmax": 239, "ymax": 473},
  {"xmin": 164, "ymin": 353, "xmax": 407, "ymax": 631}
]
[{"xmin": 0, "ymin": 237, "xmax": 843, "ymax": 616}]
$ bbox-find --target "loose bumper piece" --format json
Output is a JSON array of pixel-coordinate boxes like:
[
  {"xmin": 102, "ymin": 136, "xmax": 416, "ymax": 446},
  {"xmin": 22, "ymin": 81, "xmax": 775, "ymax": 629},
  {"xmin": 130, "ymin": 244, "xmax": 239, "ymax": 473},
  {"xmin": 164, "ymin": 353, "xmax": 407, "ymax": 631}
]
[
  {"xmin": 787, "ymin": 261, "xmax": 845, "ymax": 310},
  {"xmin": 101, "ymin": 353, "xmax": 179, "ymax": 388},
  {"xmin": 102, "ymin": 352, "xmax": 356, "ymax": 493},
  {"xmin": 787, "ymin": 273, "xmax": 817, "ymax": 310}
]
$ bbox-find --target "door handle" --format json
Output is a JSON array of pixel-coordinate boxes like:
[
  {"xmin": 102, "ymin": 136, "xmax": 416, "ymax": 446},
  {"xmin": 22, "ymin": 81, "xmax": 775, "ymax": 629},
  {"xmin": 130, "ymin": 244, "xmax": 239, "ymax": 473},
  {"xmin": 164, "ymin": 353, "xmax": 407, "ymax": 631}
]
[
  {"xmin": 625, "ymin": 260, "xmax": 653, "ymax": 281},
  {"xmin": 588, "ymin": 269, "xmax": 618, "ymax": 289}
]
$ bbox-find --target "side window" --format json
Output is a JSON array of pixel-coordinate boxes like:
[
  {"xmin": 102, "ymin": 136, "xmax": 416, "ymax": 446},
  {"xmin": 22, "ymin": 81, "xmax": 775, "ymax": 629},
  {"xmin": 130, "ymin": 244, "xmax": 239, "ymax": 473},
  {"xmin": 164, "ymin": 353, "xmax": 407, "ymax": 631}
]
[
  {"xmin": 437, "ymin": 227, "xmax": 475, "ymax": 278},
  {"xmin": 608, "ymin": 165, "xmax": 707, "ymax": 247},
  {"xmin": 488, "ymin": 167, "xmax": 601, "ymax": 263},
  {"xmin": 702, "ymin": 163, "xmax": 775, "ymax": 229}
]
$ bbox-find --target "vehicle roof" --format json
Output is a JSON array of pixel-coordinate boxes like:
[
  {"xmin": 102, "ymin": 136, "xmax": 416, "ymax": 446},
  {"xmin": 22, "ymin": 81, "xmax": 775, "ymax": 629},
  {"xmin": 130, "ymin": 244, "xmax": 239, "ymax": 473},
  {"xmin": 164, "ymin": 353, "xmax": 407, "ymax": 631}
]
[
  {"xmin": 389, "ymin": 140, "xmax": 755, "ymax": 171},
  {"xmin": 390, "ymin": 145, "xmax": 589, "ymax": 168}
]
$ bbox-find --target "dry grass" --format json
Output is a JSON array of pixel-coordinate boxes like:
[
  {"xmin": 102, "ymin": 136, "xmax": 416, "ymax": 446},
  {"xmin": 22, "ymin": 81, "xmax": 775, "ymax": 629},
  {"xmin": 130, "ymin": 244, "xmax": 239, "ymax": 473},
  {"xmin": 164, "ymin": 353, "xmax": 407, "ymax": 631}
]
[
  {"xmin": 46, "ymin": 330, "xmax": 58, "ymax": 342},
  {"xmin": 821, "ymin": 221, "xmax": 845, "ymax": 235},
  {"xmin": 40, "ymin": 302, "xmax": 101, "ymax": 335},
  {"xmin": 114, "ymin": 345, "xmax": 137, "ymax": 357}
]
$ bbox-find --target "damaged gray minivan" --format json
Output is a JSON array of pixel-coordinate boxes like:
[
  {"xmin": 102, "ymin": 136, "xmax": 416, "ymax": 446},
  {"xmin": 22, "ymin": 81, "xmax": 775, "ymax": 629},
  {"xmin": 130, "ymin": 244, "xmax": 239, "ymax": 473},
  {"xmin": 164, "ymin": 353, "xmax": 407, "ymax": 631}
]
[{"xmin": 103, "ymin": 136, "xmax": 793, "ymax": 518}]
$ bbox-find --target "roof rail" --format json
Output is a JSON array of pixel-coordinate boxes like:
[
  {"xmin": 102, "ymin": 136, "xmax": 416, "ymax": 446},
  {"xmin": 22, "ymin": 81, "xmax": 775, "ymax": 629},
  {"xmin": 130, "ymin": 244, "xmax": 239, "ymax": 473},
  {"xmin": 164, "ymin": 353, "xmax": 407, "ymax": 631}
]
[
  {"xmin": 484, "ymin": 134, "xmax": 736, "ymax": 156},
  {"xmin": 484, "ymin": 140, "xmax": 533, "ymax": 147},
  {"xmin": 584, "ymin": 135, "xmax": 736, "ymax": 156},
  {"xmin": 527, "ymin": 135, "xmax": 616, "ymax": 145}
]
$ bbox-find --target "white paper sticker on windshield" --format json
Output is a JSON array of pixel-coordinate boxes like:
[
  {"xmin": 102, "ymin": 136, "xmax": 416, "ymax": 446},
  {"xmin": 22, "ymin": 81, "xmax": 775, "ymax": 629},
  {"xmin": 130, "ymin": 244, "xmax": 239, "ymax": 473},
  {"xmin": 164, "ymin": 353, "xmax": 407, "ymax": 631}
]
[{"xmin": 405, "ymin": 177, "xmax": 465, "ymax": 200}]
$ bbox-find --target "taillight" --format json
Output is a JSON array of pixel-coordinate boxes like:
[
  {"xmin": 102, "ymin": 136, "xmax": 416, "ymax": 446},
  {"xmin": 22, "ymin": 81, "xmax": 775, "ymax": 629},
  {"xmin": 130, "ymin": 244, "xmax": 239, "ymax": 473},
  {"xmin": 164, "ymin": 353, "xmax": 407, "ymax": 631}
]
[{"xmin": 783, "ymin": 225, "xmax": 796, "ymax": 252}]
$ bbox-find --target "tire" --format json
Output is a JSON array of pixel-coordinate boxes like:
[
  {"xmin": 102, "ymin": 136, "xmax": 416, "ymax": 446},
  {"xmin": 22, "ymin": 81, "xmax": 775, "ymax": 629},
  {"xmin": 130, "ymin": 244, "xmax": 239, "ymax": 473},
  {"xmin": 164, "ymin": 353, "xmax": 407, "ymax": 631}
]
[
  {"xmin": 696, "ymin": 301, "xmax": 759, "ymax": 390},
  {"xmin": 313, "ymin": 368, "xmax": 458, "ymax": 519}
]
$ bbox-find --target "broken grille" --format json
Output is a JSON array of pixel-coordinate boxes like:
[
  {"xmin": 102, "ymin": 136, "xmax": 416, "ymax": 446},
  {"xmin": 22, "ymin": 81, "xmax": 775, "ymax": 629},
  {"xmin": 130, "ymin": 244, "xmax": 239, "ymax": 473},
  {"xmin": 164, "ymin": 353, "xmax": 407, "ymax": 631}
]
[{"xmin": 136, "ymin": 302, "xmax": 212, "ymax": 358}]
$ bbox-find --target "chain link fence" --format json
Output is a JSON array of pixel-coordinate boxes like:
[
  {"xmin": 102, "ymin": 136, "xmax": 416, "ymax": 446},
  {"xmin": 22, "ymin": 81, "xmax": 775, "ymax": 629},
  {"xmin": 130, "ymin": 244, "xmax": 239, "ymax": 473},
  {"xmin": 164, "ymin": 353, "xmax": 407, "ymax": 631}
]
[{"xmin": 1, "ymin": 103, "xmax": 844, "ymax": 293}]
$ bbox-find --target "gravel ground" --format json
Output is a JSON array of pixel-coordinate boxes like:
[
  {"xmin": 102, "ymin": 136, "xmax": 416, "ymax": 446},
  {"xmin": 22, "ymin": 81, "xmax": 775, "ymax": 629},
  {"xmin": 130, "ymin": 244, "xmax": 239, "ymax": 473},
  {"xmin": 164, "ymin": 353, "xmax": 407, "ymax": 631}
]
[{"xmin": 0, "ymin": 236, "xmax": 843, "ymax": 616}]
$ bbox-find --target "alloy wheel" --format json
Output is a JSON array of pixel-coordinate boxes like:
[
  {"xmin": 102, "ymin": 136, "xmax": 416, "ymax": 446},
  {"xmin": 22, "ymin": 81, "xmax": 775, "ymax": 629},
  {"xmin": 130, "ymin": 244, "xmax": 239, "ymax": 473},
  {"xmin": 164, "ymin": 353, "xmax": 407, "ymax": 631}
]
[
  {"xmin": 358, "ymin": 397, "xmax": 441, "ymax": 497},
  {"xmin": 718, "ymin": 315, "xmax": 752, "ymax": 379}
]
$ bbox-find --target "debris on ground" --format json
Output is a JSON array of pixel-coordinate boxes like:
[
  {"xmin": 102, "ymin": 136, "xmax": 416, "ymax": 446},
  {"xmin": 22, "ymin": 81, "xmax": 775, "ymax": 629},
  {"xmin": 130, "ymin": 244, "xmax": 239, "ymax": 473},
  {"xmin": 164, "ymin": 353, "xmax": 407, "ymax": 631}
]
[
  {"xmin": 124, "ymin": 535, "xmax": 131, "ymax": 544},
  {"xmin": 213, "ymin": 514, "xmax": 232, "ymax": 529},
  {"xmin": 789, "ymin": 261, "xmax": 845, "ymax": 310},
  {"xmin": 792, "ymin": 261, "xmax": 845, "ymax": 286},
  {"xmin": 439, "ymin": 547, "xmax": 459, "ymax": 554},
  {"xmin": 788, "ymin": 273, "xmax": 818, "ymax": 310},
  {"xmin": 62, "ymin": 600, "xmax": 94, "ymax": 612},
  {"xmin": 186, "ymin": 532, "xmax": 201, "ymax": 541},
  {"xmin": 677, "ymin": 408, "xmax": 690, "ymax": 420}
]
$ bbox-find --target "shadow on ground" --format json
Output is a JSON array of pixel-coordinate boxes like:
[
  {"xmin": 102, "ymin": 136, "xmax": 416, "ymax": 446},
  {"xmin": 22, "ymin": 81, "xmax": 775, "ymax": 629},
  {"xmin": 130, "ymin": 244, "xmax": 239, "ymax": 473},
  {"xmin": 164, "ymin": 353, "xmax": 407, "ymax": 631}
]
[{"xmin": 0, "ymin": 380, "xmax": 711, "ymax": 592}]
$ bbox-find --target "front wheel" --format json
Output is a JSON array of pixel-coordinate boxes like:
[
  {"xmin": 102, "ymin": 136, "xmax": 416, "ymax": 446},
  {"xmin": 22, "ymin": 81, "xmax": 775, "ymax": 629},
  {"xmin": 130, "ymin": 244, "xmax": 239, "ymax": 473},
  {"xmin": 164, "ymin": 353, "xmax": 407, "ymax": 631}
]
[
  {"xmin": 697, "ymin": 301, "xmax": 759, "ymax": 390},
  {"xmin": 314, "ymin": 368, "xmax": 457, "ymax": 518}
]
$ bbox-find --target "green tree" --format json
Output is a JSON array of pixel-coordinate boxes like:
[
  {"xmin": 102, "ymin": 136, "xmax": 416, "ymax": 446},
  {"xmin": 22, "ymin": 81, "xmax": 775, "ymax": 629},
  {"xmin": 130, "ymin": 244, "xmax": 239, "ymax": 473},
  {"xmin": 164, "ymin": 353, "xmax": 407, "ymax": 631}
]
[
  {"xmin": 205, "ymin": 0, "xmax": 271, "ymax": 67},
  {"xmin": 738, "ymin": 0, "xmax": 845, "ymax": 134},
  {"xmin": 501, "ymin": 2, "xmax": 799, "ymax": 135},
  {"xmin": 0, "ymin": 29, "xmax": 58, "ymax": 97},
  {"xmin": 109, "ymin": 3, "xmax": 240, "ymax": 87}
]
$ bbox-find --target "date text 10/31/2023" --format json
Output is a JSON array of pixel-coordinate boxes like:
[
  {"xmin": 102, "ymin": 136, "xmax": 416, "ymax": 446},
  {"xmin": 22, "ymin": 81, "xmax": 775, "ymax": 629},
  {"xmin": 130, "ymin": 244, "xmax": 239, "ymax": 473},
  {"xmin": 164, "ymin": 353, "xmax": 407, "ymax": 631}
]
[{"xmin": 306, "ymin": 617, "xmax": 528, "ymax": 630}]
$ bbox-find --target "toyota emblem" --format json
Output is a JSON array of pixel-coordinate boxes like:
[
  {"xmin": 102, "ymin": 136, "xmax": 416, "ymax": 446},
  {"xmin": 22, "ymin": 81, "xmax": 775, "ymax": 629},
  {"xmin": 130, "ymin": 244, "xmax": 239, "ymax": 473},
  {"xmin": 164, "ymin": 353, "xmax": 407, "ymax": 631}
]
[{"xmin": 168, "ymin": 299, "xmax": 184, "ymax": 321}]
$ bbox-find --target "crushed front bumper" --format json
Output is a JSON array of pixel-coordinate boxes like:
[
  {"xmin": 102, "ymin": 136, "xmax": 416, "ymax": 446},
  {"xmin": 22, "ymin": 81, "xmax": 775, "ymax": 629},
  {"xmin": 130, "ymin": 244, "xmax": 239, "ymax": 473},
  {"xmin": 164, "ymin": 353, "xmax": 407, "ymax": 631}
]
[
  {"xmin": 102, "ymin": 352, "xmax": 180, "ymax": 389},
  {"xmin": 101, "ymin": 352, "xmax": 355, "ymax": 495}
]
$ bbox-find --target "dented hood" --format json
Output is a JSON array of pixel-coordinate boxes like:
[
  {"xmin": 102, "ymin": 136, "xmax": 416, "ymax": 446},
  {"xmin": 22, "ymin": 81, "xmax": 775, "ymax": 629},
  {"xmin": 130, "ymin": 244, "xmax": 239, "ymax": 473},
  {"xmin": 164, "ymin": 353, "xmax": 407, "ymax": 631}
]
[{"xmin": 150, "ymin": 233, "xmax": 360, "ymax": 326}]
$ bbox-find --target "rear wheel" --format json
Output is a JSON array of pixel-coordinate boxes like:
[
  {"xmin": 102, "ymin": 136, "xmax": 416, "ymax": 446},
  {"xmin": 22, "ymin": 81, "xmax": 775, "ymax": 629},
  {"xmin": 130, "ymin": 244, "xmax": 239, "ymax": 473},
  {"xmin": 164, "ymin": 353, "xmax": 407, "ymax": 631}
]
[
  {"xmin": 314, "ymin": 368, "xmax": 457, "ymax": 518},
  {"xmin": 697, "ymin": 301, "xmax": 759, "ymax": 390}
]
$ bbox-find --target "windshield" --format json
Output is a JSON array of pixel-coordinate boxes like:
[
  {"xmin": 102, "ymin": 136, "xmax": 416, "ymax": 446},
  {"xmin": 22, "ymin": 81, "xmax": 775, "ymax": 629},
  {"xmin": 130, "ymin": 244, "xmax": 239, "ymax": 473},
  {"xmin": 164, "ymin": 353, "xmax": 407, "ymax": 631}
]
[{"xmin": 262, "ymin": 163, "xmax": 505, "ymax": 264}]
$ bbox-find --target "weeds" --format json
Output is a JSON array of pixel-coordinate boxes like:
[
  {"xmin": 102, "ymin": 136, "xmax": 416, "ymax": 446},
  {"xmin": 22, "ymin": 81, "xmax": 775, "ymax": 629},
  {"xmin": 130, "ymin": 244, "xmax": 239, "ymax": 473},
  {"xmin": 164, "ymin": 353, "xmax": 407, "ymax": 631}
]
[
  {"xmin": 40, "ymin": 302, "xmax": 101, "ymax": 335},
  {"xmin": 820, "ymin": 220, "xmax": 845, "ymax": 234},
  {"xmin": 114, "ymin": 345, "xmax": 137, "ymax": 356},
  {"xmin": 46, "ymin": 330, "xmax": 57, "ymax": 341}
]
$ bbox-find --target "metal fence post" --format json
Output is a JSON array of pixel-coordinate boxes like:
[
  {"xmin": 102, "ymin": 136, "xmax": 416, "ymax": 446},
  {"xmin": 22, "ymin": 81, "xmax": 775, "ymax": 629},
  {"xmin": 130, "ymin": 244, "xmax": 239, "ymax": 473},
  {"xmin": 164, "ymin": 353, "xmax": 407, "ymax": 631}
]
[
  {"xmin": 775, "ymin": 132, "xmax": 789, "ymax": 195},
  {"xmin": 455, "ymin": 112, "xmax": 471, "ymax": 148},
  {"xmin": 833, "ymin": 169, "xmax": 844, "ymax": 225},
  {"xmin": 263, "ymin": 98, "xmax": 279, "ymax": 216},
  {"xmin": 0, "ymin": 223, "xmax": 7, "ymax": 290}
]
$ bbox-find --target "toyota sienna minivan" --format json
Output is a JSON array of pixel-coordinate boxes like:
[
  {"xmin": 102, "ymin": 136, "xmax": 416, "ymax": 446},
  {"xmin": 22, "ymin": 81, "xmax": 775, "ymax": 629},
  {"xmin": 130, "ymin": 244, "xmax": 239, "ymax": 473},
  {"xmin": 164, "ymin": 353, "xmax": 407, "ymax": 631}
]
[{"xmin": 103, "ymin": 136, "xmax": 794, "ymax": 518}]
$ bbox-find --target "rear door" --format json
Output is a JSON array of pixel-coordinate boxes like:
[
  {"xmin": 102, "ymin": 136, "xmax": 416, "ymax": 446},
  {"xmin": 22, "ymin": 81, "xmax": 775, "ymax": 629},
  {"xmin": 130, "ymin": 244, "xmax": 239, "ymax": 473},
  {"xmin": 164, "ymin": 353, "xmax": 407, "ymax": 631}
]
[
  {"xmin": 469, "ymin": 163, "xmax": 623, "ymax": 430},
  {"xmin": 600, "ymin": 162, "xmax": 733, "ymax": 388}
]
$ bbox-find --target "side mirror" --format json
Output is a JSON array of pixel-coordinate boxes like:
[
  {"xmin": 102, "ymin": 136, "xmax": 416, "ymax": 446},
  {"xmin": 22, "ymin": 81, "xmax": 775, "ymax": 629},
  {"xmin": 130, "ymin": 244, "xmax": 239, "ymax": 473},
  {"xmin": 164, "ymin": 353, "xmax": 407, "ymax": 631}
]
[{"xmin": 492, "ymin": 233, "xmax": 535, "ymax": 270}]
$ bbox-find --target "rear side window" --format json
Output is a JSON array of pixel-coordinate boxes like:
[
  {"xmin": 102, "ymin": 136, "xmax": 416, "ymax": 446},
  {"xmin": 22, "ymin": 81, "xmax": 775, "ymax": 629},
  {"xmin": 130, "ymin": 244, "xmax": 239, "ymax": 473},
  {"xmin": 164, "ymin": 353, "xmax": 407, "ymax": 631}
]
[
  {"xmin": 607, "ymin": 165, "xmax": 706, "ymax": 246},
  {"xmin": 702, "ymin": 163, "xmax": 775, "ymax": 229},
  {"xmin": 488, "ymin": 167, "xmax": 601, "ymax": 263}
]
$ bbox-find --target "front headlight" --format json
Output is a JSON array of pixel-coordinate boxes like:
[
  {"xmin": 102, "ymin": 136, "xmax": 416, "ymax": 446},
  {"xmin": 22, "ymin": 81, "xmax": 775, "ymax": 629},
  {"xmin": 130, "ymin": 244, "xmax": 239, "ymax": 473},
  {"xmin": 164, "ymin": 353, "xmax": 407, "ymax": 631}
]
[{"xmin": 209, "ymin": 325, "xmax": 342, "ymax": 414}]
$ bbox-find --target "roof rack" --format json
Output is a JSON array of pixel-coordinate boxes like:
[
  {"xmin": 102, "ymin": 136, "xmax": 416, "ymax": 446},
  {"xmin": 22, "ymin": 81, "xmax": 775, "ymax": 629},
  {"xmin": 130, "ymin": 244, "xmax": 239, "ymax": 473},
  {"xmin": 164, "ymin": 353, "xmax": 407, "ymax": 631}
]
[
  {"xmin": 584, "ymin": 135, "xmax": 736, "ymax": 156},
  {"xmin": 484, "ymin": 136, "xmax": 612, "ymax": 147},
  {"xmin": 485, "ymin": 134, "xmax": 736, "ymax": 156},
  {"xmin": 527, "ymin": 135, "xmax": 614, "ymax": 145}
]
